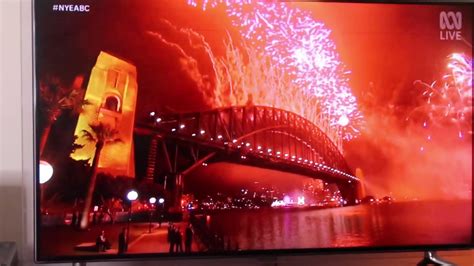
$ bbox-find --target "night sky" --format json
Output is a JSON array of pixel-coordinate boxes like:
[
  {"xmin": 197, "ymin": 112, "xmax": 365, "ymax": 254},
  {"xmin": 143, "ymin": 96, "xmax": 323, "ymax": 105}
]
[{"xmin": 35, "ymin": 0, "xmax": 473, "ymax": 199}]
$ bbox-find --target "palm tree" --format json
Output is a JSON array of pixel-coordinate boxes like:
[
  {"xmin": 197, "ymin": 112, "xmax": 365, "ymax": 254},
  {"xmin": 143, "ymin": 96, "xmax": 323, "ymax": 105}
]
[
  {"xmin": 38, "ymin": 75, "xmax": 88, "ymax": 157},
  {"xmin": 79, "ymin": 122, "xmax": 121, "ymax": 229}
]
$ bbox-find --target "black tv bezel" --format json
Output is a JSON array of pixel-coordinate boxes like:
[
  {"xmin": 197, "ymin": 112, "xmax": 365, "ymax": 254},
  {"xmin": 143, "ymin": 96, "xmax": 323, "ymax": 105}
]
[{"xmin": 32, "ymin": 0, "xmax": 474, "ymax": 263}]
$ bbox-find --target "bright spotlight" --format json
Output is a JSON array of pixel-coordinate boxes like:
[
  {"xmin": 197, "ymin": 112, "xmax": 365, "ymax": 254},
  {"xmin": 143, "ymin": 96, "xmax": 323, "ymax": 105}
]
[
  {"xmin": 39, "ymin": 160, "xmax": 53, "ymax": 184},
  {"xmin": 127, "ymin": 190, "xmax": 138, "ymax": 201}
]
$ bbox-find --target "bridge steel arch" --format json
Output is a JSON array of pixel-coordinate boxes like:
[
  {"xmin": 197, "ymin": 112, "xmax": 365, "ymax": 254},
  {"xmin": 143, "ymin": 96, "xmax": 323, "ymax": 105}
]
[{"xmin": 135, "ymin": 105, "xmax": 361, "ymax": 208}]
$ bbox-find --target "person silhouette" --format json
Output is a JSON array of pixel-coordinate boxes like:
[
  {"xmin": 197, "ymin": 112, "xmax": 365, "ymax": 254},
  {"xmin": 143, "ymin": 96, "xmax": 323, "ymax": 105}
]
[
  {"xmin": 96, "ymin": 230, "xmax": 111, "ymax": 252},
  {"xmin": 118, "ymin": 227, "xmax": 127, "ymax": 254},
  {"xmin": 175, "ymin": 227, "xmax": 183, "ymax": 253},
  {"xmin": 168, "ymin": 224, "xmax": 175, "ymax": 253},
  {"xmin": 185, "ymin": 223, "xmax": 194, "ymax": 253}
]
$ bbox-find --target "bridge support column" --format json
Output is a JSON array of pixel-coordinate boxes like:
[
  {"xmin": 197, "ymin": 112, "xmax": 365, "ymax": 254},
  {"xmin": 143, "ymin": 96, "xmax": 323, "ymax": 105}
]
[
  {"xmin": 165, "ymin": 173, "xmax": 183, "ymax": 215},
  {"xmin": 337, "ymin": 181, "xmax": 361, "ymax": 206}
]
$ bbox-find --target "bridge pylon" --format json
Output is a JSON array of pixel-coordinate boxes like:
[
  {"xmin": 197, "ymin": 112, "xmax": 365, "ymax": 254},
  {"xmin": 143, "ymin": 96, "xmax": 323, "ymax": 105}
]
[
  {"xmin": 355, "ymin": 168, "xmax": 367, "ymax": 199},
  {"xmin": 337, "ymin": 180, "xmax": 362, "ymax": 206},
  {"xmin": 164, "ymin": 173, "xmax": 184, "ymax": 213}
]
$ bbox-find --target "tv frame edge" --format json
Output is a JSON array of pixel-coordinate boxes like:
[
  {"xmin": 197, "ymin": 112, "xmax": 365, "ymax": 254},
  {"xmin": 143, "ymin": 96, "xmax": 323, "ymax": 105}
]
[{"xmin": 27, "ymin": 0, "xmax": 473, "ymax": 264}]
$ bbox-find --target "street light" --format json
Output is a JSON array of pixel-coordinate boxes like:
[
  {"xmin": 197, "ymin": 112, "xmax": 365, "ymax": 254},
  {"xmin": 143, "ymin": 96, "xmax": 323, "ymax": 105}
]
[
  {"xmin": 39, "ymin": 160, "xmax": 54, "ymax": 213},
  {"xmin": 39, "ymin": 160, "xmax": 53, "ymax": 184},
  {"xmin": 127, "ymin": 190, "xmax": 138, "ymax": 201},
  {"xmin": 126, "ymin": 190, "xmax": 138, "ymax": 244},
  {"xmin": 148, "ymin": 197, "xmax": 157, "ymax": 233},
  {"xmin": 157, "ymin": 198, "xmax": 165, "ymax": 228}
]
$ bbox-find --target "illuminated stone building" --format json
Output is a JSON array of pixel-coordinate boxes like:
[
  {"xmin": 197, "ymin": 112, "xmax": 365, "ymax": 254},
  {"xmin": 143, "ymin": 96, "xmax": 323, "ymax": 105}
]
[{"xmin": 71, "ymin": 51, "xmax": 138, "ymax": 177}]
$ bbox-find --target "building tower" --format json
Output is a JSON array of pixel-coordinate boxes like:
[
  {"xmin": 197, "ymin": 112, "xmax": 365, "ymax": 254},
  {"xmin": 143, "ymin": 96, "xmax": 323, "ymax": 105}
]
[{"xmin": 71, "ymin": 51, "xmax": 138, "ymax": 177}]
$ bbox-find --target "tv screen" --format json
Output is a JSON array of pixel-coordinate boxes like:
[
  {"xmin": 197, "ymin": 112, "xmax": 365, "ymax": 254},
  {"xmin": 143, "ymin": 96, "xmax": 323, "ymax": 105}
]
[{"xmin": 34, "ymin": 0, "xmax": 473, "ymax": 262}]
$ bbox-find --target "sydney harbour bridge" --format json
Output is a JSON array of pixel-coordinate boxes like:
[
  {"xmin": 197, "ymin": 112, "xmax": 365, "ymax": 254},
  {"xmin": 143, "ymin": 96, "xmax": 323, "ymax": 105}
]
[{"xmin": 134, "ymin": 105, "xmax": 361, "ymax": 209}]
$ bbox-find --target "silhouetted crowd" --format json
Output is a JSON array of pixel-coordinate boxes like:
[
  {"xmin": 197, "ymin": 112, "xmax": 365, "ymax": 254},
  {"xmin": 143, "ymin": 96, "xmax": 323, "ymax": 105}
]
[{"xmin": 168, "ymin": 223, "xmax": 194, "ymax": 253}]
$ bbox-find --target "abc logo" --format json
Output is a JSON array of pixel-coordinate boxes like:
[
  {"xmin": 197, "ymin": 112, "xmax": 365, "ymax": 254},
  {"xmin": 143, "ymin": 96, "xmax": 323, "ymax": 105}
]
[{"xmin": 439, "ymin": 11, "xmax": 462, "ymax": 30}]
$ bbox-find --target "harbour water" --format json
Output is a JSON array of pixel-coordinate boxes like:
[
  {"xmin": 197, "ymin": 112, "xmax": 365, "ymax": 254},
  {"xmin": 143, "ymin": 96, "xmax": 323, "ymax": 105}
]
[{"xmin": 204, "ymin": 201, "xmax": 472, "ymax": 250}]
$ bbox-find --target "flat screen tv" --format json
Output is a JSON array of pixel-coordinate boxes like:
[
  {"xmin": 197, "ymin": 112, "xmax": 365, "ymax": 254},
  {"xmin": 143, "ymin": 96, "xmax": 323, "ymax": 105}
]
[{"xmin": 34, "ymin": 0, "xmax": 473, "ymax": 262}]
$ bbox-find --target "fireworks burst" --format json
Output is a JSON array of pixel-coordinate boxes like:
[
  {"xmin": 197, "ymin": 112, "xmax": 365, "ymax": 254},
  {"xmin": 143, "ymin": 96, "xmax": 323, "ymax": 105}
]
[
  {"xmin": 212, "ymin": 38, "xmax": 348, "ymax": 146},
  {"xmin": 187, "ymin": 0, "xmax": 363, "ymax": 143},
  {"xmin": 411, "ymin": 53, "xmax": 473, "ymax": 142}
]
